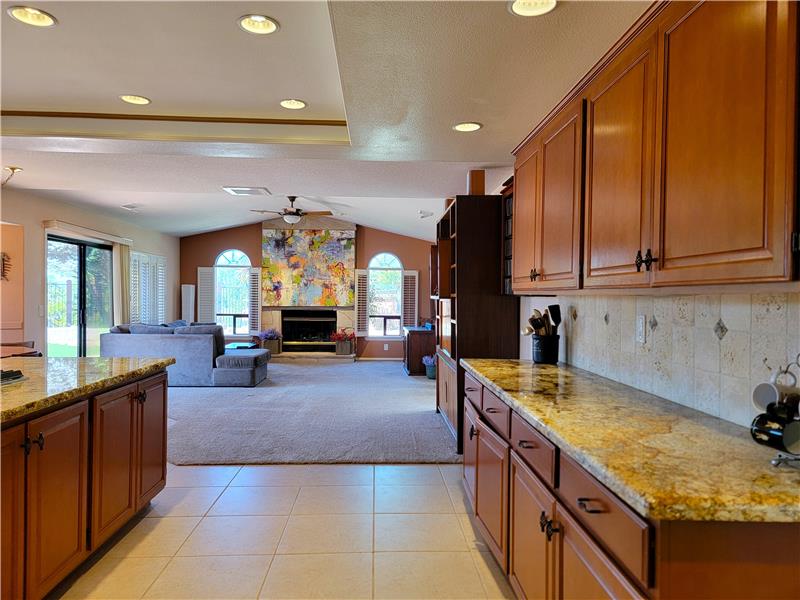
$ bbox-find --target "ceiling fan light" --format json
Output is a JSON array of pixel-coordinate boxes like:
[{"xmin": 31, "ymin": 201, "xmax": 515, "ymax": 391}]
[
  {"xmin": 7, "ymin": 5, "xmax": 57, "ymax": 27},
  {"xmin": 283, "ymin": 214, "xmax": 303, "ymax": 224}
]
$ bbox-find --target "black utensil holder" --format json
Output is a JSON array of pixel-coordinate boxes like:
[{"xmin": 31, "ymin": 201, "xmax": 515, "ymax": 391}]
[{"xmin": 532, "ymin": 335, "xmax": 559, "ymax": 364}]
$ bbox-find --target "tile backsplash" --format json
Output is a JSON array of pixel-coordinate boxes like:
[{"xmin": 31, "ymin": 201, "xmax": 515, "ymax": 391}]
[{"xmin": 520, "ymin": 293, "xmax": 800, "ymax": 427}]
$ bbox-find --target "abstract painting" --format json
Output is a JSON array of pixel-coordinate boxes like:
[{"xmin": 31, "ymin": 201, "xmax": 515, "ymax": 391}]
[{"xmin": 262, "ymin": 228, "xmax": 355, "ymax": 306}]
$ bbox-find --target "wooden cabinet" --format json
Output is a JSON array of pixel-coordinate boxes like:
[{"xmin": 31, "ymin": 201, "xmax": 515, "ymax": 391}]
[
  {"xmin": 2, "ymin": 424, "xmax": 26, "ymax": 600},
  {"xmin": 512, "ymin": 141, "xmax": 539, "ymax": 292},
  {"xmin": 92, "ymin": 383, "xmax": 138, "ymax": 548},
  {"xmin": 462, "ymin": 400, "xmax": 478, "ymax": 510},
  {"xmin": 402, "ymin": 327, "xmax": 435, "ymax": 376},
  {"xmin": 475, "ymin": 417, "xmax": 509, "ymax": 571},
  {"xmin": 437, "ymin": 351, "xmax": 457, "ymax": 438},
  {"xmin": 25, "ymin": 401, "xmax": 89, "ymax": 600},
  {"xmin": 554, "ymin": 505, "xmax": 644, "ymax": 599},
  {"xmin": 509, "ymin": 452, "xmax": 556, "ymax": 600},
  {"xmin": 136, "ymin": 373, "xmax": 168, "ymax": 510},
  {"xmin": 583, "ymin": 29, "xmax": 657, "ymax": 288}
]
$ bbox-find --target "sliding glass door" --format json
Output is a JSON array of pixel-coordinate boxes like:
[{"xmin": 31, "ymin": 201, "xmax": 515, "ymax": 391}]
[{"xmin": 46, "ymin": 236, "xmax": 113, "ymax": 357}]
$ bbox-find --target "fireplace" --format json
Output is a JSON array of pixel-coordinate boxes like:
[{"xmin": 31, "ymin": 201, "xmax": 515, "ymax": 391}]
[{"xmin": 281, "ymin": 309, "xmax": 337, "ymax": 352}]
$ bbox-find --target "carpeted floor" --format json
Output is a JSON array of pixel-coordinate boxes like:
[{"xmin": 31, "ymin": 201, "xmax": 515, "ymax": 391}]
[{"xmin": 167, "ymin": 360, "xmax": 461, "ymax": 465}]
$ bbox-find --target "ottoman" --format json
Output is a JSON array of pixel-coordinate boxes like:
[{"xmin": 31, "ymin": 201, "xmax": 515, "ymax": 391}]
[{"xmin": 213, "ymin": 349, "xmax": 271, "ymax": 387}]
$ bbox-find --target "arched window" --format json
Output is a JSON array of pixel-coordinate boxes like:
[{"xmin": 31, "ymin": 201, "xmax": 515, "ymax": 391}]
[
  {"xmin": 215, "ymin": 249, "xmax": 251, "ymax": 334},
  {"xmin": 367, "ymin": 252, "xmax": 403, "ymax": 336}
]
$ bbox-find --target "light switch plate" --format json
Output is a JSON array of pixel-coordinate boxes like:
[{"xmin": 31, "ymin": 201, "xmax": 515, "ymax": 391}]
[
  {"xmin": 636, "ymin": 315, "xmax": 647, "ymax": 344},
  {"xmin": 383, "ymin": 343, "xmax": 389, "ymax": 351}
]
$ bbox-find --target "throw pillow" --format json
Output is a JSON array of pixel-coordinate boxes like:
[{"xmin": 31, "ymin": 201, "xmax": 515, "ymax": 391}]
[{"xmin": 130, "ymin": 324, "xmax": 175, "ymax": 335}]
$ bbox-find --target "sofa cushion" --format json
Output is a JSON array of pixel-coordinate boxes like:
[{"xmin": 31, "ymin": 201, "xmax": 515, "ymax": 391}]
[
  {"xmin": 216, "ymin": 349, "xmax": 271, "ymax": 369},
  {"xmin": 165, "ymin": 319, "xmax": 189, "ymax": 328},
  {"xmin": 131, "ymin": 324, "xmax": 175, "ymax": 335},
  {"xmin": 175, "ymin": 325, "xmax": 226, "ymax": 357},
  {"xmin": 110, "ymin": 323, "xmax": 131, "ymax": 333}
]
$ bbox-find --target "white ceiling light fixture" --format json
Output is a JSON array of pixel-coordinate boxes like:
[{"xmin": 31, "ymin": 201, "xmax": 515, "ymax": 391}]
[
  {"xmin": 508, "ymin": 0, "xmax": 557, "ymax": 17},
  {"xmin": 238, "ymin": 14, "xmax": 279, "ymax": 35},
  {"xmin": 119, "ymin": 94, "xmax": 151, "ymax": 105},
  {"xmin": 282, "ymin": 214, "xmax": 303, "ymax": 224},
  {"xmin": 7, "ymin": 5, "xmax": 57, "ymax": 27},
  {"xmin": 280, "ymin": 99, "xmax": 307, "ymax": 110},
  {"xmin": 453, "ymin": 122, "xmax": 482, "ymax": 132},
  {"xmin": 222, "ymin": 186, "xmax": 271, "ymax": 196}
]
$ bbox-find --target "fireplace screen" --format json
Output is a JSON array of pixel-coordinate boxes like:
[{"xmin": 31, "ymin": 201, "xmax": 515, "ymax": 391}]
[{"xmin": 281, "ymin": 310, "xmax": 337, "ymax": 352}]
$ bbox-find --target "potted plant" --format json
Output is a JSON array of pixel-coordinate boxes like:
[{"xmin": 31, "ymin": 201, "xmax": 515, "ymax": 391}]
[
  {"xmin": 422, "ymin": 355, "xmax": 436, "ymax": 379},
  {"xmin": 256, "ymin": 328, "xmax": 282, "ymax": 355},
  {"xmin": 330, "ymin": 327, "xmax": 355, "ymax": 355}
]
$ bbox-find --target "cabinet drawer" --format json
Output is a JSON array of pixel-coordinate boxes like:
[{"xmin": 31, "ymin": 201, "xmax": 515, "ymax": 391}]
[
  {"xmin": 510, "ymin": 412, "xmax": 557, "ymax": 488},
  {"xmin": 464, "ymin": 373, "xmax": 482, "ymax": 409},
  {"xmin": 481, "ymin": 388, "xmax": 510, "ymax": 439},
  {"xmin": 558, "ymin": 454, "xmax": 650, "ymax": 588}
]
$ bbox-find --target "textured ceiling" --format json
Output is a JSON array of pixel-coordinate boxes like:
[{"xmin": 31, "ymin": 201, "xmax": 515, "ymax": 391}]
[{"xmin": 1, "ymin": 0, "xmax": 650, "ymax": 239}]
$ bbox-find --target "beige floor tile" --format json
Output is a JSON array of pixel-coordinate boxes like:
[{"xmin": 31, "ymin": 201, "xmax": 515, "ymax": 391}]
[
  {"xmin": 259, "ymin": 553, "xmax": 372, "ymax": 599},
  {"xmin": 232, "ymin": 465, "xmax": 373, "ymax": 487},
  {"xmin": 292, "ymin": 485, "xmax": 373, "ymax": 514},
  {"xmin": 374, "ymin": 552, "xmax": 485, "ymax": 599},
  {"xmin": 458, "ymin": 513, "xmax": 489, "ymax": 551},
  {"xmin": 107, "ymin": 517, "xmax": 201, "ymax": 558},
  {"xmin": 375, "ymin": 485, "xmax": 454, "ymax": 514},
  {"xmin": 209, "ymin": 486, "xmax": 299, "ymax": 516},
  {"xmin": 375, "ymin": 465, "xmax": 444, "ymax": 486},
  {"xmin": 178, "ymin": 515, "xmax": 287, "ymax": 556},
  {"xmin": 166, "ymin": 465, "xmax": 241, "ymax": 487},
  {"xmin": 167, "ymin": 462, "xmax": 176, "ymax": 473},
  {"xmin": 144, "ymin": 555, "xmax": 272, "ymax": 599},
  {"xmin": 375, "ymin": 514, "xmax": 468, "ymax": 551},
  {"xmin": 277, "ymin": 514, "xmax": 373, "ymax": 554},
  {"xmin": 447, "ymin": 483, "xmax": 473, "ymax": 514},
  {"xmin": 472, "ymin": 551, "xmax": 515, "ymax": 599},
  {"xmin": 439, "ymin": 464, "xmax": 464, "ymax": 484},
  {"xmin": 62, "ymin": 556, "xmax": 170, "ymax": 599},
  {"xmin": 145, "ymin": 487, "xmax": 225, "ymax": 517}
]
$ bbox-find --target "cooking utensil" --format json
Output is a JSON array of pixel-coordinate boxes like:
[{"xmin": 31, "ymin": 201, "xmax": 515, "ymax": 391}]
[
  {"xmin": 548, "ymin": 304, "xmax": 562, "ymax": 333},
  {"xmin": 529, "ymin": 314, "xmax": 548, "ymax": 336},
  {"xmin": 521, "ymin": 326, "xmax": 534, "ymax": 336},
  {"xmin": 543, "ymin": 309, "xmax": 554, "ymax": 336}
]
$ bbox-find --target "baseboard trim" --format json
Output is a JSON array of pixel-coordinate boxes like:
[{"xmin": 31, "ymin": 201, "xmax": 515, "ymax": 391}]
[{"xmin": 356, "ymin": 357, "xmax": 403, "ymax": 362}]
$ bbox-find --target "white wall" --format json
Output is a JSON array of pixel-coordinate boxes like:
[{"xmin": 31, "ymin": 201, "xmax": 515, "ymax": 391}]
[
  {"xmin": 1, "ymin": 188, "xmax": 180, "ymax": 348},
  {"xmin": 521, "ymin": 293, "xmax": 800, "ymax": 428}
]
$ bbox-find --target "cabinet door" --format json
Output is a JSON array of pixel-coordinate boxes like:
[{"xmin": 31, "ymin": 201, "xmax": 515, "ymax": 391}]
[
  {"xmin": 475, "ymin": 418, "xmax": 509, "ymax": 571},
  {"xmin": 512, "ymin": 140, "xmax": 539, "ymax": 293},
  {"xmin": 2, "ymin": 424, "xmax": 25, "ymax": 600},
  {"xmin": 652, "ymin": 0, "xmax": 797, "ymax": 285},
  {"xmin": 534, "ymin": 98, "xmax": 583, "ymax": 290},
  {"xmin": 92, "ymin": 383, "xmax": 138, "ymax": 548},
  {"xmin": 462, "ymin": 401, "xmax": 478, "ymax": 510},
  {"xmin": 554, "ymin": 505, "xmax": 644, "ymax": 600},
  {"xmin": 509, "ymin": 452, "xmax": 556, "ymax": 600},
  {"xmin": 437, "ymin": 355, "xmax": 450, "ymax": 421},
  {"xmin": 136, "ymin": 374, "xmax": 167, "ymax": 510},
  {"xmin": 26, "ymin": 401, "xmax": 89, "ymax": 600},
  {"xmin": 583, "ymin": 30, "xmax": 657, "ymax": 288}
]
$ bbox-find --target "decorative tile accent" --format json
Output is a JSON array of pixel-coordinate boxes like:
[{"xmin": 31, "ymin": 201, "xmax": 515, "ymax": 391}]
[
  {"xmin": 714, "ymin": 318, "xmax": 728, "ymax": 340},
  {"xmin": 648, "ymin": 315, "xmax": 658, "ymax": 331},
  {"xmin": 604, "ymin": 312, "xmax": 609, "ymax": 325}
]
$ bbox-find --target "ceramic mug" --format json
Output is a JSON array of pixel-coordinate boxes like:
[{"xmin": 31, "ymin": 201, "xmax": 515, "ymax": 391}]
[
  {"xmin": 750, "ymin": 411, "xmax": 800, "ymax": 455},
  {"xmin": 752, "ymin": 369, "xmax": 799, "ymax": 412}
]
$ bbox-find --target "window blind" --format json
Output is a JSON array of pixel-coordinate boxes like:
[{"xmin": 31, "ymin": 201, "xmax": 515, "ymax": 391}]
[{"xmin": 130, "ymin": 251, "xmax": 167, "ymax": 324}]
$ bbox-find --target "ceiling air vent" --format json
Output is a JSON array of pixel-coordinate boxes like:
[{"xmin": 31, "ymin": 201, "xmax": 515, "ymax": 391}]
[{"xmin": 222, "ymin": 186, "xmax": 271, "ymax": 196}]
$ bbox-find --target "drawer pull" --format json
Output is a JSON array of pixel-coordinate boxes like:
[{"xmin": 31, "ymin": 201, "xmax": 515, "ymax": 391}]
[
  {"xmin": 465, "ymin": 387, "xmax": 478, "ymax": 392},
  {"xmin": 469, "ymin": 425, "xmax": 477, "ymax": 440},
  {"xmin": 577, "ymin": 497, "xmax": 605, "ymax": 514},
  {"xmin": 518, "ymin": 440, "xmax": 537, "ymax": 449},
  {"xmin": 545, "ymin": 519, "xmax": 561, "ymax": 541},
  {"xmin": 539, "ymin": 511, "xmax": 548, "ymax": 533},
  {"xmin": 485, "ymin": 407, "xmax": 501, "ymax": 414}
]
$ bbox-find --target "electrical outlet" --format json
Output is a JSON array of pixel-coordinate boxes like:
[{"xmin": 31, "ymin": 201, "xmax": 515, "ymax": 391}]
[
  {"xmin": 636, "ymin": 315, "xmax": 647, "ymax": 344},
  {"xmin": 383, "ymin": 343, "xmax": 389, "ymax": 351}
]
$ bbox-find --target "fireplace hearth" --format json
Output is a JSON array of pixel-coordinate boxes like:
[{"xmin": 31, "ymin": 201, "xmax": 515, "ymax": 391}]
[{"xmin": 281, "ymin": 309, "xmax": 337, "ymax": 352}]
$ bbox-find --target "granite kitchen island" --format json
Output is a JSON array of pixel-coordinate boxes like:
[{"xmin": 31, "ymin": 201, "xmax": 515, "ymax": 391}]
[{"xmin": 1, "ymin": 356, "xmax": 174, "ymax": 600}]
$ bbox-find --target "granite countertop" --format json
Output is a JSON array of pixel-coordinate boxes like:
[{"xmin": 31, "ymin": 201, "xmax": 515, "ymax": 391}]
[
  {"xmin": 461, "ymin": 358, "xmax": 800, "ymax": 523},
  {"xmin": 1, "ymin": 357, "xmax": 175, "ymax": 425}
]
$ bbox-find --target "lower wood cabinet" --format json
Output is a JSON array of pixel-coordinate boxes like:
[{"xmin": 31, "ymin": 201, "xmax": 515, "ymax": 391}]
[
  {"xmin": 25, "ymin": 401, "xmax": 89, "ymax": 600},
  {"xmin": 436, "ymin": 352, "xmax": 457, "ymax": 438},
  {"xmin": 2, "ymin": 424, "xmax": 26, "ymax": 600},
  {"xmin": 136, "ymin": 374, "xmax": 168, "ymax": 509},
  {"xmin": 475, "ymin": 417, "xmax": 509, "ymax": 571},
  {"xmin": 462, "ymin": 400, "xmax": 478, "ymax": 510}
]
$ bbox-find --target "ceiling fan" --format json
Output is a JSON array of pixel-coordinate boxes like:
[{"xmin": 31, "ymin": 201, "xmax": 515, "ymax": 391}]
[{"xmin": 250, "ymin": 196, "xmax": 332, "ymax": 224}]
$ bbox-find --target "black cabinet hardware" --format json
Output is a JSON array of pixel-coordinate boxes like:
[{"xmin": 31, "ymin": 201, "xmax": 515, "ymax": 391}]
[
  {"xmin": 539, "ymin": 511, "xmax": 549, "ymax": 533},
  {"xmin": 518, "ymin": 440, "xmax": 536, "ymax": 449},
  {"xmin": 468, "ymin": 425, "xmax": 476, "ymax": 440},
  {"xmin": 577, "ymin": 497, "xmax": 605, "ymax": 514},
  {"xmin": 643, "ymin": 248, "xmax": 658, "ymax": 271},
  {"xmin": 545, "ymin": 519, "xmax": 560, "ymax": 541},
  {"xmin": 635, "ymin": 250, "xmax": 644, "ymax": 272}
]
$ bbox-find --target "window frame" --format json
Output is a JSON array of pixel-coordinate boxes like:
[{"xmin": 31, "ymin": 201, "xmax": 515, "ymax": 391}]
[
  {"xmin": 366, "ymin": 252, "xmax": 404, "ymax": 339},
  {"xmin": 213, "ymin": 249, "xmax": 252, "ymax": 336}
]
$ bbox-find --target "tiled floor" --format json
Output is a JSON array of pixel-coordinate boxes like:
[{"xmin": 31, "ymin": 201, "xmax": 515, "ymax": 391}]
[{"xmin": 61, "ymin": 464, "xmax": 514, "ymax": 599}]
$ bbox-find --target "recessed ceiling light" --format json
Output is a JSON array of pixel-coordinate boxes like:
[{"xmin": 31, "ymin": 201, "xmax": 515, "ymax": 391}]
[
  {"xmin": 238, "ymin": 14, "xmax": 279, "ymax": 35},
  {"xmin": 453, "ymin": 122, "xmax": 482, "ymax": 132},
  {"xmin": 508, "ymin": 0, "xmax": 557, "ymax": 17},
  {"xmin": 7, "ymin": 5, "xmax": 57, "ymax": 27},
  {"xmin": 222, "ymin": 186, "xmax": 271, "ymax": 196},
  {"xmin": 280, "ymin": 99, "xmax": 307, "ymax": 110},
  {"xmin": 119, "ymin": 94, "xmax": 151, "ymax": 106}
]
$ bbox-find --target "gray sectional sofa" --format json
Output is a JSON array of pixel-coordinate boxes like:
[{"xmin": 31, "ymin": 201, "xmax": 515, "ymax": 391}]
[{"xmin": 100, "ymin": 322, "xmax": 269, "ymax": 387}]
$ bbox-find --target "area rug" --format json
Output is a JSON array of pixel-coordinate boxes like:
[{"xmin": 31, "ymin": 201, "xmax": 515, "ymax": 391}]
[{"xmin": 167, "ymin": 360, "xmax": 462, "ymax": 464}]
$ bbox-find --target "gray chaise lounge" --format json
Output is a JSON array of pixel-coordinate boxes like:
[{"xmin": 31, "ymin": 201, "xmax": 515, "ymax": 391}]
[{"xmin": 100, "ymin": 323, "xmax": 270, "ymax": 387}]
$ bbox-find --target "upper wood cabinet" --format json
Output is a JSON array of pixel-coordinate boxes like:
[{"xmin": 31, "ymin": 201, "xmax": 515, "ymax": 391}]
[
  {"xmin": 583, "ymin": 29, "xmax": 657, "ymax": 288},
  {"xmin": 651, "ymin": 0, "xmax": 797, "ymax": 285},
  {"xmin": 513, "ymin": 97, "xmax": 583, "ymax": 292}
]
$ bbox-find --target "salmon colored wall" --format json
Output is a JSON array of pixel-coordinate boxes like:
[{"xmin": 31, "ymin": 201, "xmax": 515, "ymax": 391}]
[
  {"xmin": 179, "ymin": 222, "xmax": 263, "ymax": 286},
  {"xmin": 355, "ymin": 226, "xmax": 432, "ymax": 359},
  {"xmin": 0, "ymin": 223, "xmax": 25, "ymax": 342}
]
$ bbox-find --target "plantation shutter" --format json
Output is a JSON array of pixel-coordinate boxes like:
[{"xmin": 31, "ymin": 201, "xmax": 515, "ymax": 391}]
[
  {"xmin": 248, "ymin": 267, "xmax": 262, "ymax": 335},
  {"xmin": 401, "ymin": 270, "xmax": 418, "ymax": 328},
  {"xmin": 197, "ymin": 267, "xmax": 216, "ymax": 323},
  {"xmin": 140, "ymin": 257, "xmax": 151, "ymax": 323},
  {"xmin": 155, "ymin": 258, "xmax": 166, "ymax": 324},
  {"xmin": 354, "ymin": 269, "xmax": 368, "ymax": 337},
  {"xmin": 129, "ymin": 253, "xmax": 141, "ymax": 323}
]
